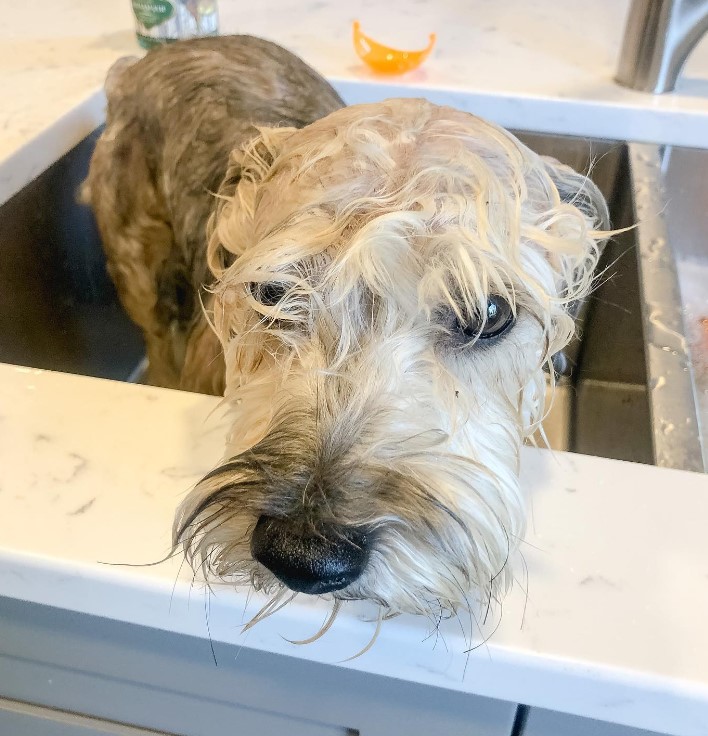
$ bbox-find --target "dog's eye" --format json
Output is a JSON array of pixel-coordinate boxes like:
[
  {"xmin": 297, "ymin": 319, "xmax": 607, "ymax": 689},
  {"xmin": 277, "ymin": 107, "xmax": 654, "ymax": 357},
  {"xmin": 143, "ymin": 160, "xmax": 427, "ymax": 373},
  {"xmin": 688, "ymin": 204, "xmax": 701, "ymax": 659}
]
[
  {"xmin": 454, "ymin": 295, "xmax": 515, "ymax": 341},
  {"xmin": 250, "ymin": 282, "xmax": 287, "ymax": 306}
]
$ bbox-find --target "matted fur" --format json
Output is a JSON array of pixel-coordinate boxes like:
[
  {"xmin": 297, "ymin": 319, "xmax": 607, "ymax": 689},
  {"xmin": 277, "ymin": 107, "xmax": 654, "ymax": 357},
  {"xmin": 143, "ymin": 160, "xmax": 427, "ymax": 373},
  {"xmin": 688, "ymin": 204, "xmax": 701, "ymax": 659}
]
[
  {"xmin": 82, "ymin": 36, "xmax": 344, "ymax": 392},
  {"xmin": 173, "ymin": 98, "xmax": 609, "ymax": 625}
]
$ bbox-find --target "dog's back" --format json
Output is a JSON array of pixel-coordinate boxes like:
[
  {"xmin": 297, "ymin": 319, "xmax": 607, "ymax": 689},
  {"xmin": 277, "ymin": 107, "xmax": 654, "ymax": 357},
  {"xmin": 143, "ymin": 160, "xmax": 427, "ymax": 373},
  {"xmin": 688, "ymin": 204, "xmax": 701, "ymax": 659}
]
[{"xmin": 83, "ymin": 36, "xmax": 344, "ymax": 393}]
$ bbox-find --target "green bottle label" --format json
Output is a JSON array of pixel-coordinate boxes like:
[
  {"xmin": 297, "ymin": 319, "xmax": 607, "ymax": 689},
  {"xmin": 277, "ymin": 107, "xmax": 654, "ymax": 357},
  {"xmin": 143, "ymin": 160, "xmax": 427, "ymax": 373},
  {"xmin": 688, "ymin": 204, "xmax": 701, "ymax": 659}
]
[{"xmin": 132, "ymin": 0, "xmax": 175, "ymax": 29}]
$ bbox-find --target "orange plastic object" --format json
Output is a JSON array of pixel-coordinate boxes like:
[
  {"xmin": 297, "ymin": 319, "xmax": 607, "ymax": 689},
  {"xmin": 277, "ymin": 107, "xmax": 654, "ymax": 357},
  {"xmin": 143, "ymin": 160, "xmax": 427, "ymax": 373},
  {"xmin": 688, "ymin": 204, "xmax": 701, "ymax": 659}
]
[{"xmin": 353, "ymin": 21, "xmax": 436, "ymax": 75}]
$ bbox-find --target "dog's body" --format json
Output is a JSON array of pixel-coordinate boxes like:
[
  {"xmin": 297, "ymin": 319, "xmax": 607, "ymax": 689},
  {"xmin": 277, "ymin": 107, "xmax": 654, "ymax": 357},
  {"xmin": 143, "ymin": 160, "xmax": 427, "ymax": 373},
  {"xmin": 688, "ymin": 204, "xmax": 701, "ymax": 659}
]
[
  {"xmin": 86, "ymin": 37, "xmax": 608, "ymax": 630},
  {"xmin": 84, "ymin": 36, "xmax": 344, "ymax": 394}
]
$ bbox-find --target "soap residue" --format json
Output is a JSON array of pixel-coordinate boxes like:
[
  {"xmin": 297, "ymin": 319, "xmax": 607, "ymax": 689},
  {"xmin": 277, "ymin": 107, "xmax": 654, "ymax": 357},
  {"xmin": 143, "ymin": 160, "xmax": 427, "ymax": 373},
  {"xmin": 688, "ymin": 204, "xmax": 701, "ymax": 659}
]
[{"xmin": 675, "ymin": 257, "xmax": 708, "ymax": 437}]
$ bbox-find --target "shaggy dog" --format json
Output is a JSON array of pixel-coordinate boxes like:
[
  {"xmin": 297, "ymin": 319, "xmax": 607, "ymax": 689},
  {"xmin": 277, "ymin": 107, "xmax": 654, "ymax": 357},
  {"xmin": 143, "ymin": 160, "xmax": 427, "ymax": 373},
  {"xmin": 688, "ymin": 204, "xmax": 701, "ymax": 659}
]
[{"xmin": 84, "ymin": 36, "xmax": 608, "ymax": 631}]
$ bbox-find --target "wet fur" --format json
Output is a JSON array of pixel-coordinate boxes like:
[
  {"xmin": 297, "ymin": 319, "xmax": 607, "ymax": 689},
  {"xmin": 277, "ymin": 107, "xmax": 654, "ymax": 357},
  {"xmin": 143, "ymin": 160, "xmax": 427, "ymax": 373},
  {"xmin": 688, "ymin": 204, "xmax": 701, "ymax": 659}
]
[
  {"xmin": 83, "ymin": 36, "xmax": 344, "ymax": 392},
  {"xmin": 176, "ymin": 102, "xmax": 608, "ymax": 619}
]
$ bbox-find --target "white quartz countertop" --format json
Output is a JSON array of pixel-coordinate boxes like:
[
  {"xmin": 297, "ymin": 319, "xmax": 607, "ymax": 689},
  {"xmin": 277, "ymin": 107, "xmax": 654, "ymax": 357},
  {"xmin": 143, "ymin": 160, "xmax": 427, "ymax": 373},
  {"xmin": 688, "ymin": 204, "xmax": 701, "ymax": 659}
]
[
  {"xmin": 1, "ymin": 363, "xmax": 708, "ymax": 736},
  {"xmin": 4, "ymin": 3, "xmax": 708, "ymax": 734},
  {"xmin": 7, "ymin": 0, "xmax": 708, "ymax": 205}
]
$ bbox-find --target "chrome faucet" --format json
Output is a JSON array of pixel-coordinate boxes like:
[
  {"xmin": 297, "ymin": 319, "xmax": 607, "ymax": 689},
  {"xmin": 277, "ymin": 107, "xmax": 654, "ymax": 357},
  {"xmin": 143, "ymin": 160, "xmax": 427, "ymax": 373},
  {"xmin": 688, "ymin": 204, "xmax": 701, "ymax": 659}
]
[{"xmin": 616, "ymin": 0, "xmax": 708, "ymax": 92}]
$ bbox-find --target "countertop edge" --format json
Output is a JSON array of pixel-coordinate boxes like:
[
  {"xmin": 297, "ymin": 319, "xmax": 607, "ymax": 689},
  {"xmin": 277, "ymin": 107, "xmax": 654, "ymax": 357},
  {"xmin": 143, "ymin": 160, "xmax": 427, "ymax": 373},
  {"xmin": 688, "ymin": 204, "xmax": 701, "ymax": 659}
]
[
  {"xmin": 0, "ymin": 87, "xmax": 105, "ymax": 206},
  {"xmin": 5, "ymin": 74, "xmax": 708, "ymax": 208},
  {"xmin": 1, "ymin": 545, "xmax": 706, "ymax": 736}
]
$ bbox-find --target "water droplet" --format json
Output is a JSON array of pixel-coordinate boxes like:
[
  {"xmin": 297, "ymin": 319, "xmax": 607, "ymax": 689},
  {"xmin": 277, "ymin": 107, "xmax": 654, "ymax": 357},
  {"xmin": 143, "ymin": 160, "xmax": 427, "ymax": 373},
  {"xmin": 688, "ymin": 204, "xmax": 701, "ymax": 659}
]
[
  {"xmin": 650, "ymin": 375, "xmax": 666, "ymax": 391},
  {"xmin": 646, "ymin": 237, "xmax": 666, "ymax": 257}
]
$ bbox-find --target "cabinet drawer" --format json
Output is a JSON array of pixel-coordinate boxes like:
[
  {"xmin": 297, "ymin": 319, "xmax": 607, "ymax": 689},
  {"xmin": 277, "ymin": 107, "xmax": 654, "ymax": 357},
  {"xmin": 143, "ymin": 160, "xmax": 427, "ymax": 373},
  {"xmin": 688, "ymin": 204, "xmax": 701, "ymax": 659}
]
[
  {"xmin": 0, "ymin": 597, "xmax": 517, "ymax": 736},
  {"xmin": 0, "ymin": 696, "xmax": 173, "ymax": 736}
]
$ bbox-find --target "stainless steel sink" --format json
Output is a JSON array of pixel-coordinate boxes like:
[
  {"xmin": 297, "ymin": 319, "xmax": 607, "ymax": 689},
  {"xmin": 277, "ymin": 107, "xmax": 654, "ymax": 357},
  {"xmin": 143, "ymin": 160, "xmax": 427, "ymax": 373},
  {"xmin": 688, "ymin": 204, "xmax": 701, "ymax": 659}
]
[
  {"xmin": 2, "ymin": 126, "xmax": 704, "ymax": 471},
  {"xmin": 0, "ymin": 129, "xmax": 145, "ymax": 382},
  {"xmin": 629, "ymin": 143, "xmax": 708, "ymax": 471},
  {"xmin": 515, "ymin": 132, "xmax": 654, "ymax": 465}
]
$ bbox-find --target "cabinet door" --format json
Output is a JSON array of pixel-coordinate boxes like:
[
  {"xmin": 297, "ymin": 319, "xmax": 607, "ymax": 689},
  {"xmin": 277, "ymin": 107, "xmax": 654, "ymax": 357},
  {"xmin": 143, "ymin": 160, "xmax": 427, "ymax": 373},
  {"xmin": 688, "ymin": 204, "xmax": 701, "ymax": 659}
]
[
  {"xmin": 523, "ymin": 707, "xmax": 665, "ymax": 736},
  {"xmin": 0, "ymin": 696, "xmax": 174, "ymax": 736},
  {"xmin": 0, "ymin": 597, "xmax": 518, "ymax": 736}
]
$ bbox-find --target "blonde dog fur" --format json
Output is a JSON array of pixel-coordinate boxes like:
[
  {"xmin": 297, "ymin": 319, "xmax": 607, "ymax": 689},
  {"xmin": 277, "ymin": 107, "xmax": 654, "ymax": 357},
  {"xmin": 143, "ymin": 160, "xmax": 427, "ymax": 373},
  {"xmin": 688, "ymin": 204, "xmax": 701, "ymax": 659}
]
[
  {"xmin": 85, "ymin": 38, "xmax": 608, "ymax": 633},
  {"xmin": 174, "ymin": 99, "xmax": 607, "ymax": 623}
]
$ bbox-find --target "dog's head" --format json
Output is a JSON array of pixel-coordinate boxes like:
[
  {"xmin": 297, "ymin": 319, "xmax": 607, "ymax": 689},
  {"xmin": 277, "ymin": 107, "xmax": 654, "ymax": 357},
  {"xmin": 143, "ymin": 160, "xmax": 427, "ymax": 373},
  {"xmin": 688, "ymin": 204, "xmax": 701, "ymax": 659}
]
[{"xmin": 174, "ymin": 99, "xmax": 608, "ymax": 625}]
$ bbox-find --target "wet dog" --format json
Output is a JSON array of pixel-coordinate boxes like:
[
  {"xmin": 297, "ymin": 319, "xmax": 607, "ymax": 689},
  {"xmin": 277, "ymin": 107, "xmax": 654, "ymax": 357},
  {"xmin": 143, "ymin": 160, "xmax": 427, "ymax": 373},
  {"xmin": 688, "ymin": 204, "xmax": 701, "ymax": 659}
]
[
  {"xmin": 83, "ymin": 36, "xmax": 344, "ymax": 394},
  {"xmin": 84, "ymin": 36, "xmax": 608, "ymax": 630}
]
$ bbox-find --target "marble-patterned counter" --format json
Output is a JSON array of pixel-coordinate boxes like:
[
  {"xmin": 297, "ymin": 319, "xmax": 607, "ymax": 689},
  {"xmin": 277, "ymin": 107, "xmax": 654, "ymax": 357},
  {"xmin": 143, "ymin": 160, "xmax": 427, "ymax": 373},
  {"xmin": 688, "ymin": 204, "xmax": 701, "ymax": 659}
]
[
  {"xmin": 1, "ymin": 364, "xmax": 707, "ymax": 735},
  {"xmin": 4, "ymin": 2, "xmax": 708, "ymax": 733},
  {"xmin": 6, "ymin": 0, "xmax": 708, "ymax": 205}
]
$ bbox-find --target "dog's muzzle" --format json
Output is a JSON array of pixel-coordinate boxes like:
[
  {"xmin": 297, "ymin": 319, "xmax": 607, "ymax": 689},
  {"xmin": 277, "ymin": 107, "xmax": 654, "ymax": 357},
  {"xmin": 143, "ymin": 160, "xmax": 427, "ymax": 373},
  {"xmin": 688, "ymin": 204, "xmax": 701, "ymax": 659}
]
[{"xmin": 251, "ymin": 516, "xmax": 370, "ymax": 595}]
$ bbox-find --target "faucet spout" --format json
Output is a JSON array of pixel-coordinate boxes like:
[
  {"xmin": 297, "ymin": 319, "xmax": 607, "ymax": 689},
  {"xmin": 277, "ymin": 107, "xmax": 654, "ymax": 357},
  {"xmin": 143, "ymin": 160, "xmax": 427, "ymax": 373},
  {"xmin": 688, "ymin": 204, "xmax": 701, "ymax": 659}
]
[{"xmin": 616, "ymin": 0, "xmax": 708, "ymax": 93}]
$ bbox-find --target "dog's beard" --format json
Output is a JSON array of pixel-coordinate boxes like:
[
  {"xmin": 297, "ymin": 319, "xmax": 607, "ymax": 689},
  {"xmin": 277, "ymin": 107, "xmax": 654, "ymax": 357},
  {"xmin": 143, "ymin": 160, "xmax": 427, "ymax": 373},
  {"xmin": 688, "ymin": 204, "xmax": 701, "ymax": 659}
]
[
  {"xmin": 174, "ymin": 451, "xmax": 524, "ymax": 622},
  {"xmin": 173, "ymin": 97, "xmax": 609, "ymax": 638},
  {"xmin": 173, "ymin": 353, "xmax": 532, "ymax": 630}
]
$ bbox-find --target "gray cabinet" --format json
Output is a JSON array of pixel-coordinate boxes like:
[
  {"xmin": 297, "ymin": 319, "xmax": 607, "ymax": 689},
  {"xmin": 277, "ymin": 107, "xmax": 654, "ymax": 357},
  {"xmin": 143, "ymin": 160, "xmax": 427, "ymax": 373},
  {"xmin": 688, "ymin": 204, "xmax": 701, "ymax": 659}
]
[
  {"xmin": 522, "ymin": 706, "xmax": 664, "ymax": 736},
  {"xmin": 0, "ymin": 696, "xmax": 173, "ymax": 735},
  {"xmin": 0, "ymin": 597, "xmax": 517, "ymax": 736}
]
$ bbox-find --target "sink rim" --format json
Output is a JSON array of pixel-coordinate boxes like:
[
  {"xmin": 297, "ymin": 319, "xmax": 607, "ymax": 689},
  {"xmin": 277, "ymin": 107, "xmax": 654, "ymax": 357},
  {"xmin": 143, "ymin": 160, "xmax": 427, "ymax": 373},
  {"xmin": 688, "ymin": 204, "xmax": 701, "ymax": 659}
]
[{"xmin": 629, "ymin": 142, "xmax": 705, "ymax": 472}]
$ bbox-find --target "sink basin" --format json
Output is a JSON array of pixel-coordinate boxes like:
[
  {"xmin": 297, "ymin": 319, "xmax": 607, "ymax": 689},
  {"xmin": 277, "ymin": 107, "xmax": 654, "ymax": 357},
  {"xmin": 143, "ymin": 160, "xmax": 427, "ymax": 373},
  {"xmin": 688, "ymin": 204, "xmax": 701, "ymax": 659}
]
[
  {"xmin": 515, "ymin": 132, "xmax": 653, "ymax": 465},
  {"xmin": 0, "ymin": 130, "xmax": 145, "ymax": 382},
  {"xmin": 1, "ymin": 126, "xmax": 687, "ymax": 469}
]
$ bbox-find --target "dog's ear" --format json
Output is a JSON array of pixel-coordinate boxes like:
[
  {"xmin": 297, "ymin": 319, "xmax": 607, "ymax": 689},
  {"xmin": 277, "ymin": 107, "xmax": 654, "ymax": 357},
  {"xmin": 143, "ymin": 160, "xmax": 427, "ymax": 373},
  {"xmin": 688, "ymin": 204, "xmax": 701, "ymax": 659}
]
[
  {"xmin": 225, "ymin": 125, "xmax": 299, "ymax": 192},
  {"xmin": 542, "ymin": 156, "xmax": 610, "ymax": 232},
  {"xmin": 207, "ymin": 126, "xmax": 298, "ymax": 276},
  {"xmin": 537, "ymin": 157, "xmax": 610, "ymax": 375},
  {"xmin": 540, "ymin": 155, "xmax": 609, "ymax": 314}
]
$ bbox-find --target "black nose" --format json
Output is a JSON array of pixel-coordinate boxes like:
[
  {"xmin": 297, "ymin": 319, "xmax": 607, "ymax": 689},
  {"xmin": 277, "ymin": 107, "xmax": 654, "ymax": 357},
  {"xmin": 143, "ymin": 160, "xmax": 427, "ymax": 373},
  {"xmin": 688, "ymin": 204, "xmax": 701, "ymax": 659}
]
[{"xmin": 250, "ymin": 516, "xmax": 369, "ymax": 595}]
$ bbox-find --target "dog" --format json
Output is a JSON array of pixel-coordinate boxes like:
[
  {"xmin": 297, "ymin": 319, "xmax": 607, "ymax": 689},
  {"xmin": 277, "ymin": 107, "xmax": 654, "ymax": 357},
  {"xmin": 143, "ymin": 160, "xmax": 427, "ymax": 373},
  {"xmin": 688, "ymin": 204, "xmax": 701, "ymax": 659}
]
[{"xmin": 84, "ymin": 36, "xmax": 608, "ymax": 632}]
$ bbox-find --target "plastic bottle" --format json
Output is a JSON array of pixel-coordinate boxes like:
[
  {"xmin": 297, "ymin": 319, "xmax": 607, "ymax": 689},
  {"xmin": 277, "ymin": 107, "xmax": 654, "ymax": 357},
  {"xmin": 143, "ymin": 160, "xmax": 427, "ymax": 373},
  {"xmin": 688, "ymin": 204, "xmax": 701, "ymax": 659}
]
[{"xmin": 131, "ymin": 0, "xmax": 219, "ymax": 49}]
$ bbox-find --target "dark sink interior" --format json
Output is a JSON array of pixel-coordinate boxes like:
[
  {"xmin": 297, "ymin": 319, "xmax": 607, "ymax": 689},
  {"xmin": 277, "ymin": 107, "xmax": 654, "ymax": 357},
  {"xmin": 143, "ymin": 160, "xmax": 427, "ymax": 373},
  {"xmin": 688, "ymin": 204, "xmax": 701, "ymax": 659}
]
[
  {"xmin": 0, "ymin": 128, "xmax": 654, "ymax": 465},
  {"xmin": 516, "ymin": 132, "xmax": 651, "ymax": 463},
  {"xmin": 0, "ymin": 129, "xmax": 145, "ymax": 382}
]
